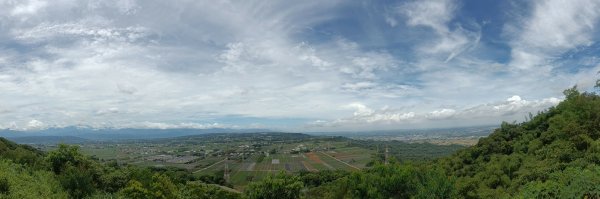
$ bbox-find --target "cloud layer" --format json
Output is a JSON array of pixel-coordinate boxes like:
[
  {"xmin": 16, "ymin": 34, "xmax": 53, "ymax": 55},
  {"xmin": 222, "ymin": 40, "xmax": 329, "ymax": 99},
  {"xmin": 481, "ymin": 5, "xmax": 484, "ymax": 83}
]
[{"xmin": 0, "ymin": 0, "xmax": 599, "ymax": 131}]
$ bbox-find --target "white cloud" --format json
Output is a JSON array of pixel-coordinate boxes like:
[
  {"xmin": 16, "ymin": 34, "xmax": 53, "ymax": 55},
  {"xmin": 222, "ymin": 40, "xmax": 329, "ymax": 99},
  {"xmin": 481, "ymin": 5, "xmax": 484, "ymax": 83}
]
[
  {"xmin": 345, "ymin": 103, "xmax": 375, "ymax": 117},
  {"xmin": 399, "ymin": 0, "xmax": 456, "ymax": 33},
  {"xmin": 308, "ymin": 95, "xmax": 563, "ymax": 130},
  {"xmin": 26, "ymin": 119, "xmax": 45, "ymax": 130},
  {"xmin": 313, "ymin": 103, "xmax": 417, "ymax": 128},
  {"xmin": 462, "ymin": 95, "xmax": 562, "ymax": 117},
  {"xmin": 0, "ymin": 1, "xmax": 596, "ymax": 132},
  {"xmin": 507, "ymin": 0, "xmax": 600, "ymax": 69},
  {"xmin": 396, "ymin": 0, "xmax": 480, "ymax": 63},
  {"xmin": 10, "ymin": 0, "xmax": 48, "ymax": 16},
  {"xmin": 427, "ymin": 109, "xmax": 456, "ymax": 119},
  {"xmin": 341, "ymin": 82, "xmax": 377, "ymax": 91},
  {"xmin": 14, "ymin": 22, "xmax": 150, "ymax": 43},
  {"xmin": 132, "ymin": 122, "xmax": 226, "ymax": 130},
  {"xmin": 96, "ymin": 107, "xmax": 120, "ymax": 115}
]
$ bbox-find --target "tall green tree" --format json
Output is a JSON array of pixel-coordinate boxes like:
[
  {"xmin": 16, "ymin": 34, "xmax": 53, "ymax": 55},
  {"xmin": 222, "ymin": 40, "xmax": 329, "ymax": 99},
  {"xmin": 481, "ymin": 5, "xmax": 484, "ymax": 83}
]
[
  {"xmin": 179, "ymin": 182, "xmax": 241, "ymax": 199},
  {"xmin": 245, "ymin": 172, "xmax": 303, "ymax": 199},
  {"xmin": 150, "ymin": 173, "xmax": 178, "ymax": 199},
  {"xmin": 45, "ymin": 144, "xmax": 88, "ymax": 174},
  {"xmin": 119, "ymin": 180, "xmax": 151, "ymax": 199}
]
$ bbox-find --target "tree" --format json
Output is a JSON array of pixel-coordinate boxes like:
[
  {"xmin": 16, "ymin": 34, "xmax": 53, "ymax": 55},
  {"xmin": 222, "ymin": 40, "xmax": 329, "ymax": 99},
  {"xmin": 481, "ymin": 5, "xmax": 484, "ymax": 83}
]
[
  {"xmin": 120, "ymin": 180, "xmax": 151, "ymax": 199},
  {"xmin": 45, "ymin": 144, "xmax": 88, "ymax": 174},
  {"xmin": 179, "ymin": 182, "xmax": 241, "ymax": 199},
  {"xmin": 0, "ymin": 159, "xmax": 68, "ymax": 198},
  {"xmin": 595, "ymin": 73, "xmax": 600, "ymax": 90},
  {"xmin": 562, "ymin": 86, "xmax": 580, "ymax": 100},
  {"xmin": 150, "ymin": 174, "xmax": 178, "ymax": 199},
  {"xmin": 59, "ymin": 165, "xmax": 95, "ymax": 199},
  {"xmin": 0, "ymin": 177, "xmax": 8, "ymax": 195},
  {"xmin": 245, "ymin": 172, "xmax": 303, "ymax": 199}
]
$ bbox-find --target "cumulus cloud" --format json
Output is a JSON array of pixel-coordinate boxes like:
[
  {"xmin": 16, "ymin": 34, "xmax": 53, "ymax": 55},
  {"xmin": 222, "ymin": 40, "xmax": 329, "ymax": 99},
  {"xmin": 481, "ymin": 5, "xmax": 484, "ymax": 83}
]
[
  {"xmin": 461, "ymin": 95, "xmax": 562, "ymax": 118},
  {"xmin": 308, "ymin": 95, "xmax": 562, "ymax": 130},
  {"xmin": 26, "ymin": 119, "xmax": 45, "ymax": 130},
  {"xmin": 427, "ymin": 109, "xmax": 456, "ymax": 119},
  {"xmin": 132, "ymin": 122, "xmax": 226, "ymax": 130},
  {"xmin": 311, "ymin": 103, "xmax": 417, "ymax": 128}
]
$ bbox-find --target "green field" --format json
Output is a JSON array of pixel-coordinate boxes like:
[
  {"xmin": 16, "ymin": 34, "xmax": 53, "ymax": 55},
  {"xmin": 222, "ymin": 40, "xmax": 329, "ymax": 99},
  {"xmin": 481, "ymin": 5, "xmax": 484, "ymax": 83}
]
[
  {"xmin": 190, "ymin": 147, "xmax": 372, "ymax": 190},
  {"xmin": 75, "ymin": 133, "xmax": 374, "ymax": 190}
]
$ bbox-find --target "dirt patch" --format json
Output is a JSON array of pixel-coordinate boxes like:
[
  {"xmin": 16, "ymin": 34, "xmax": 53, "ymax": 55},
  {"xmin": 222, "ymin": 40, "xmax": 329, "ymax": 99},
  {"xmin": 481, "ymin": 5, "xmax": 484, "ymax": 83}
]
[{"xmin": 306, "ymin": 152, "xmax": 323, "ymax": 163}]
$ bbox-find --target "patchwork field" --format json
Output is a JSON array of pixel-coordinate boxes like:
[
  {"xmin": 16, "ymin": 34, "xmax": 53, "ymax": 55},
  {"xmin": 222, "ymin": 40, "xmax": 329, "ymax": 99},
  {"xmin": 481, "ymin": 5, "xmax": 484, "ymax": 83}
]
[
  {"xmin": 190, "ymin": 147, "xmax": 372, "ymax": 189},
  {"xmin": 31, "ymin": 132, "xmax": 471, "ymax": 192},
  {"xmin": 74, "ymin": 133, "xmax": 375, "ymax": 190}
]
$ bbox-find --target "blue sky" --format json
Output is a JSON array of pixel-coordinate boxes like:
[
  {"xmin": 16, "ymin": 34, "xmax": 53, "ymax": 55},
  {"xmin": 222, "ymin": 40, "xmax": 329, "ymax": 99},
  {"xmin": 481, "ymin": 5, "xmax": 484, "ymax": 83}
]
[{"xmin": 0, "ymin": 0, "xmax": 599, "ymax": 132}]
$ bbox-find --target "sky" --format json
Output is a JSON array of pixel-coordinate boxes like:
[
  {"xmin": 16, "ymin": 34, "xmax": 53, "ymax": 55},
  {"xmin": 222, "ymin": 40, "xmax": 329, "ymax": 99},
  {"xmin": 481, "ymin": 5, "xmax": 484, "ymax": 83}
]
[{"xmin": 1, "ymin": 0, "xmax": 599, "ymax": 132}]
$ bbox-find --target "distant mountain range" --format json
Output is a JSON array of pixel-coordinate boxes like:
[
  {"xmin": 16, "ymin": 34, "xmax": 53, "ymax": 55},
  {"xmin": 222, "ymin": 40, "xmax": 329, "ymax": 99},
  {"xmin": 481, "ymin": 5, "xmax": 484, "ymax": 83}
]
[
  {"xmin": 8, "ymin": 136, "xmax": 91, "ymax": 145},
  {"xmin": 0, "ymin": 127, "xmax": 273, "ymax": 143}
]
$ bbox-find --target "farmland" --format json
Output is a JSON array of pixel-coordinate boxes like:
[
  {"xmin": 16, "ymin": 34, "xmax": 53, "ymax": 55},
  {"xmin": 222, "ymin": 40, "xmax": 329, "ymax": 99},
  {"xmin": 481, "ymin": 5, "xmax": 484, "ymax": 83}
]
[
  {"xmin": 29, "ymin": 132, "xmax": 465, "ymax": 191},
  {"xmin": 71, "ymin": 133, "xmax": 372, "ymax": 190}
]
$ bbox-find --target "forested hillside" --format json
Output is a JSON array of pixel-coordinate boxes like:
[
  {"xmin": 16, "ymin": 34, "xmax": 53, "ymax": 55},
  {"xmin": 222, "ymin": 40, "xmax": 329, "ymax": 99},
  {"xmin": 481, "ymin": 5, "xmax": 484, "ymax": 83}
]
[
  {"xmin": 437, "ymin": 87, "xmax": 600, "ymax": 198},
  {"xmin": 0, "ymin": 139, "xmax": 240, "ymax": 199},
  {"xmin": 1, "ymin": 86, "xmax": 599, "ymax": 198}
]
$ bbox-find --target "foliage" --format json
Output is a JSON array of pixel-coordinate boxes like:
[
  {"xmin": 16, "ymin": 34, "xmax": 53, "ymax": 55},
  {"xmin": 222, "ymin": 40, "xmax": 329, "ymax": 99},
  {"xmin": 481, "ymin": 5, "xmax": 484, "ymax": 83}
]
[
  {"xmin": 179, "ymin": 182, "xmax": 241, "ymax": 199},
  {"xmin": 349, "ymin": 140, "xmax": 465, "ymax": 162},
  {"xmin": 197, "ymin": 171, "xmax": 227, "ymax": 185},
  {"xmin": 0, "ymin": 178, "xmax": 8, "ymax": 195},
  {"xmin": 150, "ymin": 173, "xmax": 178, "ymax": 199},
  {"xmin": 59, "ymin": 165, "xmax": 96, "ymax": 199},
  {"xmin": 308, "ymin": 163, "xmax": 455, "ymax": 199},
  {"xmin": 520, "ymin": 165, "xmax": 600, "ymax": 198},
  {"xmin": 119, "ymin": 180, "xmax": 151, "ymax": 199},
  {"xmin": 45, "ymin": 144, "xmax": 89, "ymax": 175},
  {"xmin": 0, "ymin": 138, "xmax": 45, "ymax": 169},
  {"xmin": 0, "ymin": 159, "xmax": 68, "ymax": 199},
  {"xmin": 245, "ymin": 172, "xmax": 303, "ymax": 199},
  {"xmin": 297, "ymin": 170, "xmax": 350, "ymax": 188},
  {"xmin": 438, "ymin": 88, "xmax": 600, "ymax": 198}
]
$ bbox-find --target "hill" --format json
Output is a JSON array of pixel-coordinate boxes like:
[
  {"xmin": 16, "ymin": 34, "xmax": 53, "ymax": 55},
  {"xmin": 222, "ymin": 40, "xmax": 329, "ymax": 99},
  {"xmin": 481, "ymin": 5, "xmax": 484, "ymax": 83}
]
[
  {"xmin": 0, "ymin": 128, "xmax": 272, "ymax": 141},
  {"xmin": 437, "ymin": 87, "xmax": 600, "ymax": 198},
  {"xmin": 0, "ymin": 137, "xmax": 46, "ymax": 168}
]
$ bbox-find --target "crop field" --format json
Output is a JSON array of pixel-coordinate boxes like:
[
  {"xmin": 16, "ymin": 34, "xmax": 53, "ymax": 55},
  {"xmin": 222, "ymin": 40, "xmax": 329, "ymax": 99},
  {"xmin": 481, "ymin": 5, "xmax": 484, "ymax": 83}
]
[
  {"xmin": 190, "ymin": 147, "xmax": 372, "ymax": 189},
  {"xmin": 32, "ymin": 132, "xmax": 467, "ymax": 191},
  {"xmin": 74, "ymin": 133, "xmax": 375, "ymax": 189}
]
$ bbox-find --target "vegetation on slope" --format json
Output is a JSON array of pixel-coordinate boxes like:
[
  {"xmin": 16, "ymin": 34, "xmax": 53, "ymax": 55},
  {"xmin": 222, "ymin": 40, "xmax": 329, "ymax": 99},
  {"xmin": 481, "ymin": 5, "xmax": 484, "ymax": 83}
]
[
  {"xmin": 0, "ymin": 140, "xmax": 240, "ymax": 199},
  {"xmin": 437, "ymin": 87, "xmax": 600, "ymax": 198},
  {"xmin": 348, "ymin": 140, "xmax": 465, "ymax": 162}
]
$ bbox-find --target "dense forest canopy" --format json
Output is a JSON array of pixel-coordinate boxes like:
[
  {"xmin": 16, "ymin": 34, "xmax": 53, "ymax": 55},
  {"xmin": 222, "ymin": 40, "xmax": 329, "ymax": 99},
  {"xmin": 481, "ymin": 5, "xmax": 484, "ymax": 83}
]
[{"xmin": 1, "ymin": 85, "xmax": 599, "ymax": 198}]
